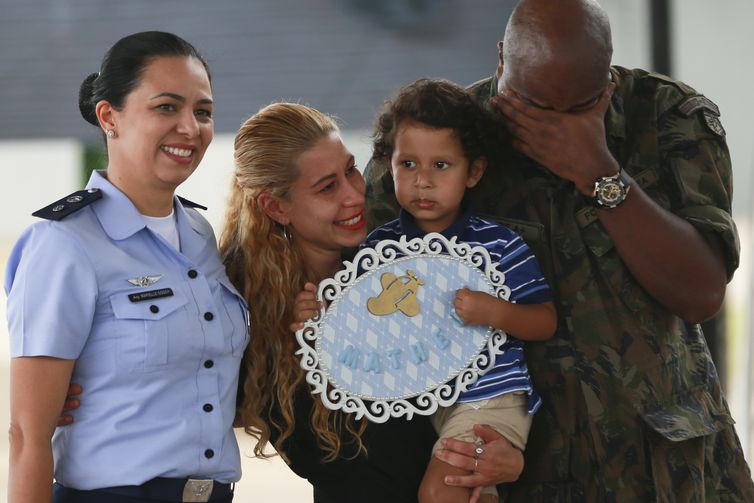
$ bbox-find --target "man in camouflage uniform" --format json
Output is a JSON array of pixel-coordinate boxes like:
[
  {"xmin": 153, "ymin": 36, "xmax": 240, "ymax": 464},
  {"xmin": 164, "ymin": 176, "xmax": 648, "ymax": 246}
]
[{"xmin": 365, "ymin": 0, "xmax": 754, "ymax": 500}]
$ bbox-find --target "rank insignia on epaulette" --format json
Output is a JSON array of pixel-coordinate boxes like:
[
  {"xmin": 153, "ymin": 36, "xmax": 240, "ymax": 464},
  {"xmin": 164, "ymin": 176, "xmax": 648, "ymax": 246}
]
[{"xmin": 32, "ymin": 188, "xmax": 103, "ymax": 221}]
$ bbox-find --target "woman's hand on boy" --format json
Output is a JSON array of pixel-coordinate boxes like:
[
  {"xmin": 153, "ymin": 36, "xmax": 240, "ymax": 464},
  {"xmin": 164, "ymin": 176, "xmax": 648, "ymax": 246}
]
[
  {"xmin": 57, "ymin": 383, "xmax": 82, "ymax": 426},
  {"xmin": 434, "ymin": 423, "xmax": 524, "ymax": 489}
]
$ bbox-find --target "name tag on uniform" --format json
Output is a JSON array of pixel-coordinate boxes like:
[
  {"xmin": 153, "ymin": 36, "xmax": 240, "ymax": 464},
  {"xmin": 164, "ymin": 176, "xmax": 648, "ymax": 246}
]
[{"xmin": 128, "ymin": 288, "xmax": 174, "ymax": 303}]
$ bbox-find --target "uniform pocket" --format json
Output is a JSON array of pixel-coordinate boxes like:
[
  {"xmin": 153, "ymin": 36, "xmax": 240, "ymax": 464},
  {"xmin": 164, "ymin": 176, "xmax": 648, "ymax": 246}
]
[
  {"xmin": 638, "ymin": 384, "xmax": 732, "ymax": 442},
  {"xmin": 217, "ymin": 277, "xmax": 249, "ymax": 356},
  {"xmin": 578, "ymin": 212, "xmax": 615, "ymax": 257},
  {"xmin": 577, "ymin": 216, "xmax": 655, "ymax": 317},
  {"xmin": 477, "ymin": 214, "xmax": 554, "ymax": 282},
  {"xmin": 110, "ymin": 286, "xmax": 191, "ymax": 370}
]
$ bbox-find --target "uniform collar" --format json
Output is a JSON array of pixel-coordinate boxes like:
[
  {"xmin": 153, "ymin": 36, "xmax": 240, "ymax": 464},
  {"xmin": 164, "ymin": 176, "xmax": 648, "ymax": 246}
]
[
  {"xmin": 487, "ymin": 74, "xmax": 500, "ymax": 102},
  {"xmin": 398, "ymin": 198, "xmax": 473, "ymax": 240},
  {"xmin": 86, "ymin": 170, "xmax": 207, "ymax": 241}
]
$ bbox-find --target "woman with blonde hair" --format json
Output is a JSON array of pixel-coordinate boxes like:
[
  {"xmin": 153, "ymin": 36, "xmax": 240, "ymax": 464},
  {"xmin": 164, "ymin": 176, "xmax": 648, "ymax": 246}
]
[
  {"xmin": 220, "ymin": 103, "xmax": 436, "ymax": 502},
  {"xmin": 221, "ymin": 102, "xmax": 371, "ymax": 462},
  {"xmin": 220, "ymin": 102, "xmax": 525, "ymax": 503}
]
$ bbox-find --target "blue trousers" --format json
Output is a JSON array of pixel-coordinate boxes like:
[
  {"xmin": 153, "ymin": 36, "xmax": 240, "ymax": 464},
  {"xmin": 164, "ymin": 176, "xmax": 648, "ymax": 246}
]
[{"xmin": 53, "ymin": 482, "xmax": 234, "ymax": 503}]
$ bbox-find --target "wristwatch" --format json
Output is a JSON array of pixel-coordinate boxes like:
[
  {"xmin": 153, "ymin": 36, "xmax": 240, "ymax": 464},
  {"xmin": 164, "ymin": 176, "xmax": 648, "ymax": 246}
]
[{"xmin": 593, "ymin": 170, "xmax": 632, "ymax": 208}]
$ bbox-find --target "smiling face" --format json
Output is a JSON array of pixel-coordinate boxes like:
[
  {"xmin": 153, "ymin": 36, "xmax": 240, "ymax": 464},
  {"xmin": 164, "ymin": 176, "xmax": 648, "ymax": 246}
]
[
  {"xmin": 390, "ymin": 120, "xmax": 485, "ymax": 233},
  {"xmin": 100, "ymin": 56, "xmax": 213, "ymax": 207},
  {"xmin": 279, "ymin": 132, "xmax": 367, "ymax": 255}
]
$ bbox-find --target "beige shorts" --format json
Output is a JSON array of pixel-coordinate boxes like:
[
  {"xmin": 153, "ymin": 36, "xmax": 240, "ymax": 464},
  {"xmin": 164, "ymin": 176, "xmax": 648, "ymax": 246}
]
[
  {"xmin": 431, "ymin": 392, "xmax": 532, "ymax": 452},
  {"xmin": 431, "ymin": 392, "xmax": 532, "ymax": 497}
]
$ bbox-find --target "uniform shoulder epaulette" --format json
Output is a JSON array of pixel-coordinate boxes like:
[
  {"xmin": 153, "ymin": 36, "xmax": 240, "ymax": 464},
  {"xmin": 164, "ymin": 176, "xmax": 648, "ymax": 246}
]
[
  {"xmin": 177, "ymin": 196, "xmax": 208, "ymax": 210},
  {"xmin": 646, "ymin": 71, "xmax": 725, "ymax": 137},
  {"xmin": 646, "ymin": 71, "xmax": 698, "ymax": 96},
  {"xmin": 31, "ymin": 188, "xmax": 103, "ymax": 221}
]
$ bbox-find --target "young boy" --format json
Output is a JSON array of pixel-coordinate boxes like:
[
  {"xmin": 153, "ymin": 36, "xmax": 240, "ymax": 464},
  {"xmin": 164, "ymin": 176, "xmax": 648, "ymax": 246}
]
[{"xmin": 365, "ymin": 78, "xmax": 557, "ymax": 503}]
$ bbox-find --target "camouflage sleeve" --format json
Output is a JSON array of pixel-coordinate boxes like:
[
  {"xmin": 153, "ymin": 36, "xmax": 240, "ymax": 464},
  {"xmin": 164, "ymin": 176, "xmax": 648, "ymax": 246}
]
[
  {"xmin": 655, "ymin": 85, "xmax": 740, "ymax": 280},
  {"xmin": 364, "ymin": 156, "xmax": 400, "ymax": 231}
]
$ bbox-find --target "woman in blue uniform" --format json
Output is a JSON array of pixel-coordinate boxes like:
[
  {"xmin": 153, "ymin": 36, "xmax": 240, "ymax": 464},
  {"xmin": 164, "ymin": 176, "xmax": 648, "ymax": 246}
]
[{"xmin": 5, "ymin": 31, "xmax": 248, "ymax": 503}]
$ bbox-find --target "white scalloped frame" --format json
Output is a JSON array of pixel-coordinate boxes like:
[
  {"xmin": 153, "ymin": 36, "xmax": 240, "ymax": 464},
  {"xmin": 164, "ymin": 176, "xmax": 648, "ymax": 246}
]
[{"xmin": 295, "ymin": 232, "xmax": 510, "ymax": 423}]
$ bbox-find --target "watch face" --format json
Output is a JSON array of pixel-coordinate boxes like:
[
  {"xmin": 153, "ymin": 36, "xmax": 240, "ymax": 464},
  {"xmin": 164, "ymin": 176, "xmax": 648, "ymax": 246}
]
[
  {"xmin": 597, "ymin": 180, "xmax": 624, "ymax": 205},
  {"xmin": 593, "ymin": 172, "xmax": 630, "ymax": 208}
]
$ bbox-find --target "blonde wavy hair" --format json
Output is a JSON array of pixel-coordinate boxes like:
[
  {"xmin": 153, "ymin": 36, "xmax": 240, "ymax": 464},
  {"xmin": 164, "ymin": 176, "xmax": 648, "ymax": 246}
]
[{"xmin": 219, "ymin": 102, "xmax": 366, "ymax": 462}]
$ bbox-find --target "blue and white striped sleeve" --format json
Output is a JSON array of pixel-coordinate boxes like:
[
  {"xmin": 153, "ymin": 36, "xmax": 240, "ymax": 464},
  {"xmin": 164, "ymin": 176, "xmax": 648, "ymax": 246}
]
[{"xmin": 498, "ymin": 232, "xmax": 552, "ymax": 305}]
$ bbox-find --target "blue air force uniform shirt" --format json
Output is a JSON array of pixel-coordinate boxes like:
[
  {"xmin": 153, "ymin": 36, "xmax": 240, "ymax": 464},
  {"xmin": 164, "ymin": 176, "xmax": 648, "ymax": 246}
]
[
  {"xmin": 4, "ymin": 170, "xmax": 250, "ymax": 489},
  {"xmin": 363, "ymin": 204, "xmax": 552, "ymax": 414}
]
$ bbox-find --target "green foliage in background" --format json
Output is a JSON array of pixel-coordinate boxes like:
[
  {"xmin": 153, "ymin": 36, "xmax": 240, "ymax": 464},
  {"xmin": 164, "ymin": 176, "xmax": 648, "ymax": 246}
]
[{"xmin": 81, "ymin": 143, "xmax": 107, "ymax": 184}]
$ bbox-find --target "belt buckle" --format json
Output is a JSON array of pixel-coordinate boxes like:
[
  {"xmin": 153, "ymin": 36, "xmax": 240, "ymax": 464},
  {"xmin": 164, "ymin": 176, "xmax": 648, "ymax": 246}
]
[{"xmin": 182, "ymin": 479, "xmax": 214, "ymax": 502}]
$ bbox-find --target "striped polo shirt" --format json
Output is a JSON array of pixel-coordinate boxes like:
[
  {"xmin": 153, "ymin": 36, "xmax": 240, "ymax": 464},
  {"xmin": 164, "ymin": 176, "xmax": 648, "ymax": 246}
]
[{"xmin": 362, "ymin": 204, "xmax": 552, "ymax": 414}]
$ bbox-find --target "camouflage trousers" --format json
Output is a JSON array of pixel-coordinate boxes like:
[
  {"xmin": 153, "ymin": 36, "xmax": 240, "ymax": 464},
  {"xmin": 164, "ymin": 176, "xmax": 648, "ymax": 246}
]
[{"xmin": 498, "ymin": 376, "xmax": 754, "ymax": 502}]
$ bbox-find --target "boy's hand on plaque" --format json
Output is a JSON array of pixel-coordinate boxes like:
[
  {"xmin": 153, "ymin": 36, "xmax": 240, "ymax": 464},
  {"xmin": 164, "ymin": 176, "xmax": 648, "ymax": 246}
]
[
  {"xmin": 290, "ymin": 282, "xmax": 322, "ymax": 332},
  {"xmin": 454, "ymin": 288, "xmax": 493, "ymax": 326}
]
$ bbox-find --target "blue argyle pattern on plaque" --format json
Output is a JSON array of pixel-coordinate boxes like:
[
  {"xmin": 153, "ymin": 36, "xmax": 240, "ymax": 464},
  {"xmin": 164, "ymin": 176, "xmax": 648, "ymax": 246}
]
[{"xmin": 316, "ymin": 255, "xmax": 492, "ymax": 400}]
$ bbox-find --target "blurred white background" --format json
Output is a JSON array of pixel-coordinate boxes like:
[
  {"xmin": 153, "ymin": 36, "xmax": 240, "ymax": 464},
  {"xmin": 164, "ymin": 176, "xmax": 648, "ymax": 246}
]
[{"xmin": 2, "ymin": 1, "xmax": 753, "ymax": 501}]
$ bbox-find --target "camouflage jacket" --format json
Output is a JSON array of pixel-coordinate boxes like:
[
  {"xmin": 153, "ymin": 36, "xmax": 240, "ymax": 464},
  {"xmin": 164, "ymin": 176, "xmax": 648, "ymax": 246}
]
[{"xmin": 364, "ymin": 67, "xmax": 741, "ymax": 496}]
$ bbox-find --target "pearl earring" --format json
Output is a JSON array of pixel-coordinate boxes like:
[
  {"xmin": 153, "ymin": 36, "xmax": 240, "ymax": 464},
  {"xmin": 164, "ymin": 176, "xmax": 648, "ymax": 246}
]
[{"xmin": 106, "ymin": 129, "xmax": 116, "ymax": 138}]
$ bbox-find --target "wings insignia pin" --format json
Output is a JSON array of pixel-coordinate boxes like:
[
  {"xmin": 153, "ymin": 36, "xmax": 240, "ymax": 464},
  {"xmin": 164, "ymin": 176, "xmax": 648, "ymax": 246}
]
[{"xmin": 127, "ymin": 274, "xmax": 163, "ymax": 287}]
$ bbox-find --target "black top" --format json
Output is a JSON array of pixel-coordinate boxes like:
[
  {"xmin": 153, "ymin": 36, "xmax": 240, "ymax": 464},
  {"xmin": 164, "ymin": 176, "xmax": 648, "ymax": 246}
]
[{"xmin": 268, "ymin": 387, "xmax": 437, "ymax": 503}]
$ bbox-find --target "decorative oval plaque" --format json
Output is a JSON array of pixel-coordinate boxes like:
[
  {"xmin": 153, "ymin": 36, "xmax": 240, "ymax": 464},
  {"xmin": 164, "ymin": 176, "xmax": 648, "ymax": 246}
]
[{"xmin": 295, "ymin": 232, "xmax": 510, "ymax": 423}]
